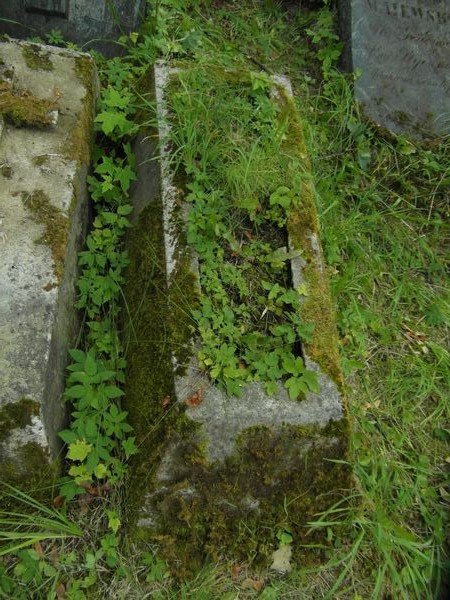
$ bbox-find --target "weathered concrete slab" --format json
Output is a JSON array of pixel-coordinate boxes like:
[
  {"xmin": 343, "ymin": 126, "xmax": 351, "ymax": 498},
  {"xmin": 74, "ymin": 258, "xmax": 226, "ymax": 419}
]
[
  {"xmin": 0, "ymin": 1, "xmax": 146, "ymax": 57},
  {"xmin": 339, "ymin": 0, "xmax": 450, "ymax": 136},
  {"xmin": 0, "ymin": 39, "xmax": 98, "ymax": 485},
  {"xmin": 123, "ymin": 65, "xmax": 350, "ymax": 576}
]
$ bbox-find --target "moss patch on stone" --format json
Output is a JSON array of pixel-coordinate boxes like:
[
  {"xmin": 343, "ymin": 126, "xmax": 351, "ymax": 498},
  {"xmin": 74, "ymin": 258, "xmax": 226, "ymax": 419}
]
[
  {"xmin": 0, "ymin": 442, "xmax": 58, "ymax": 506},
  {"xmin": 32, "ymin": 154, "xmax": 50, "ymax": 166},
  {"xmin": 278, "ymin": 89, "xmax": 343, "ymax": 387},
  {"xmin": 0, "ymin": 398, "xmax": 40, "ymax": 442},
  {"xmin": 0, "ymin": 87, "xmax": 58, "ymax": 128},
  {"xmin": 122, "ymin": 197, "xmax": 200, "ymax": 532},
  {"xmin": 21, "ymin": 190, "xmax": 68, "ymax": 281},
  {"xmin": 22, "ymin": 43, "xmax": 53, "ymax": 71},
  {"xmin": 0, "ymin": 402, "xmax": 57, "ymax": 500},
  {"xmin": 132, "ymin": 419, "xmax": 350, "ymax": 580},
  {"xmin": 63, "ymin": 55, "xmax": 97, "ymax": 165},
  {"xmin": 1, "ymin": 162, "xmax": 13, "ymax": 178}
]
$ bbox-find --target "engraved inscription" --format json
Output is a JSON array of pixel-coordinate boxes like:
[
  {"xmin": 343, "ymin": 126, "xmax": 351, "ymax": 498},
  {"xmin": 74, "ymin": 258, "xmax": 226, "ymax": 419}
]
[
  {"xmin": 25, "ymin": 0, "xmax": 68, "ymax": 18},
  {"xmin": 365, "ymin": 0, "xmax": 450, "ymax": 23},
  {"xmin": 351, "ymin": 0, "xmax": 450, "ymax": 135}
]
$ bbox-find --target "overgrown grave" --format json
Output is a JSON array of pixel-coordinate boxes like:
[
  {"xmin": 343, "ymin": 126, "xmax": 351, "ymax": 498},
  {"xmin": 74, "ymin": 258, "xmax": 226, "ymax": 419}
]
[
  {"xmin": 123, "ymin": 62, "xmax": 351, "ymax": 576},
  {"xmin": 0, "ymin": 39, "xmax": 98, "ymax": 486}
]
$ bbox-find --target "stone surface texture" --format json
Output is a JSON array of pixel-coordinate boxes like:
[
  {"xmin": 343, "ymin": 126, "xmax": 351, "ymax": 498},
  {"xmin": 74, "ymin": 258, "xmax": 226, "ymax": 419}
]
[
  {"xmin": 342, "ymin": 0, "xmax": 450, "ymax": 136},
  {"xmin": 0, "ymin": 39, "xmax": 98, "ymax": 483},
  {"xmin": 123, "ymin": 64, "xmax": 350, "ymax": 574},
  {"xmin": 0, "ymin": 0, "xmax": 146, "ymax": 57}
]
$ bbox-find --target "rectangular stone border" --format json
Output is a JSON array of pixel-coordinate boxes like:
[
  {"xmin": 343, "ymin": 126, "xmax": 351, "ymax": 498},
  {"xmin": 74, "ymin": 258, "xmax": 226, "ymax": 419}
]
[{"xmin": 154, "ymin": 63, "xmax": 347, "ymax": 462}]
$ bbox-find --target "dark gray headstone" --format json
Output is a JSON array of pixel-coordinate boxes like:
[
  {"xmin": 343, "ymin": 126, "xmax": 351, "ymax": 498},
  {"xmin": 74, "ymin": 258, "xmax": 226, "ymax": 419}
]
[
  {"xmin": 339, "ymin": 1, "xmax": 450, "ymax": 136},
  {"xmin": 0, "ymin": 0, "xmax": 146, "ymax": 57},
  {"xmin": 25, "ymin": 1, "xmax": 69, "ymax": 18}
]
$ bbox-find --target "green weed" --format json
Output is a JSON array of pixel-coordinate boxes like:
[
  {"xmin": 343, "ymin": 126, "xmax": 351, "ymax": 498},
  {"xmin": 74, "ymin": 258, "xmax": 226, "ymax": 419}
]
[
  {"xmin": 166, "ymin": 65, "xmax": 318, "ymax": 397},
  {"xmin": 2, "ymin": 1, "xmax": 447, "ymax": 598}
]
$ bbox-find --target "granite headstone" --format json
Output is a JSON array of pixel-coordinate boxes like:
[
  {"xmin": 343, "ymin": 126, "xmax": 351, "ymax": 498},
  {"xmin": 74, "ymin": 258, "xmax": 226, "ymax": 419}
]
[
  {"xmin": 0, "ymin": 0, "xmax": 146, "ymax": 57},
  {"xmin": 338, "ymin": 0, "xmax": 450, "ymax": 136}
]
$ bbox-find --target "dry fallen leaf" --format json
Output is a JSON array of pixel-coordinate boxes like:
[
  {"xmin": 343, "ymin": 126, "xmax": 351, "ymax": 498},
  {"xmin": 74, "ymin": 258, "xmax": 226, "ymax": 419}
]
[
  {"xmin": 56, "ymin": 581, "xmax": 66, "ymax": 599},
  {"xmin": 161, "ymin": 395, "xmax": 171, "ymax": 408},
  {"xmin": 231, "ymin": 563, "xmax": 242, "ymax": 580},
  {"xmin": 185, "ymin": 389, "xmax": 203, "ymax": 407},
  {"xmin": 49, "ymin": 545, "xmax": 60, "ymax": 567},
  {"xmin": 53, "ymin": 495, "xmax": 64, "ymax": 509},
  {"xmin": 34, "ymin": 541, "xmax": 44, "ymax": 557},
  {"xmin": 242, "ymin": 577, "xmax": 264, "ymax": 592}
]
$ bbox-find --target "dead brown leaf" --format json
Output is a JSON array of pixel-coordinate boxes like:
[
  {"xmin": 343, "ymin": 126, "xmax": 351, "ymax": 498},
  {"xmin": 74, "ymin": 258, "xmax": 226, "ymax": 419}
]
[
  {"xmin": 185, "ymin": 389, "xmax": 203, "ymax": 407},
  {"xmin": 56, "ymin": 581, "xmax": 66, "ymax": 599},
  {"xmin": 242, "ymin": 577, "xmax": 265, "ymax": 592},
  {"xmin": 49, "ymin": 545, "xmax": 60, "ymax": 567},
  {"xmin": 231, "ymin": 563, "xmax": 242, "ymax": 580},
  {"xmin": 53, "ymin": 495, "xmax": 64, "ymax": 509}
]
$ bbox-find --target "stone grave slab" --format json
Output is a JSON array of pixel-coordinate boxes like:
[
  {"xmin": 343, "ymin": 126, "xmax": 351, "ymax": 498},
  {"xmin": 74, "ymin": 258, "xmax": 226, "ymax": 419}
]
[
  {"xmin": 0, "ymin": 0, "xmax": 146, "ymax": 57},
  {"xmin": 0, "ymin": 39, "xmax": 98, "ymax": 486},
  {"xmin": 339, "ymin": 0, "xmax": 450, "ymax": 136},
  {"xmin": 122, "ymin": 64, "xmax": 350, "ymax": 575}
]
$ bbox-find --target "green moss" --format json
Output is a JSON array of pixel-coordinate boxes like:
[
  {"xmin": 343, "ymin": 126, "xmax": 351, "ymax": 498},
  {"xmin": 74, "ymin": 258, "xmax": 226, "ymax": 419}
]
[
  {"xmin": 0, "ymin": 88, "xmax": 58, "ymax": 128},
  {"xmin": 32, "ymin": 154, "xmax": 50, "ymax": 166},
  {"xmin": 394, "ymin": 110, "xmax": 412, "ymax": 125},
  {"xmin": 1, "ymin": 163, "xmax": 13, "ymax": 178},
  {"xmin": 122, "ymin": 196, "xmax": 201, "ymax": 536},
  {"xmin": 166, "ymin": 191, "xmax": 200, "ymax": 372},
  {"xmin": 21, "ymin": 190, "xmax": 68, "ymax": 281},
  {"xmin": 63, "ymin": 55, "xmax": 97, "ymax": 165},
  {"xmin": 0, "ymin": 398, "xmax": 40, "ymax": 442},
  {"xmin": 22, "ymin": 43, "xmax": 53, "ymax": 71},
  {"xmin": 0, "ymin": 442, "xmax": 58, "ymax": 507},
  {"xmin": 131, "ymin": 419, "xmax": 350, "ymax": 580},
  {"xmin": 0, "ymin": 401, "xmax": 58, "ymax": 501},
  {"xmin": 276, "ymin": 88, "xmax": 343, "ymax": 387}
]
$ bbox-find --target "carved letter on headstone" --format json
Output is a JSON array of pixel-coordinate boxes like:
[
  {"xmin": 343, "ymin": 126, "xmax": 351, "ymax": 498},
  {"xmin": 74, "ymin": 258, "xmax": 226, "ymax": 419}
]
[{"xmin": 342, "ymin": 0, "xmax": 450, "ymax": 136}]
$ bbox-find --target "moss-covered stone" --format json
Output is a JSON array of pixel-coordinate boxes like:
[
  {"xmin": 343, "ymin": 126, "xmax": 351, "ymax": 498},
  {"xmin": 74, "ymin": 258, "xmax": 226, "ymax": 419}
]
[
  {"xmin": 65, "ymin": 55, "xmax": 98, "ymax": 165},
  {"xmin": 277, "ymin": 87, "xmax": 344, "ymax": 388},
  {"xmin": 122, "ymin": 65, "xmax": 351, "ymax": 578},
  {"xmin": 0, "ymin": 400, "xmax": 57, "ymax": 499},
  {"xmin": 0, "ymin": 398, "xmax": 40, "ymax": 442},
  {"xmin": 123, "ymin": 199, "xmax": 197, "ymax": 538},
  {"xmin": 22, "ymin": 43, "xmax": 53, "ymax": 71},
  {"xmin": 0, "ymin": 87, "xmax": 58, "ymax": 128},
  {"xmin": 21, "ymin": 190, "xmax": 69, "ymax": 280},
  {"xmin": 0, "ymin": 162, "xmax": 13, "ymax": 178},
  {"xmin": 0, "ymin": 441, "xmax": 58, "ymax": 505}
]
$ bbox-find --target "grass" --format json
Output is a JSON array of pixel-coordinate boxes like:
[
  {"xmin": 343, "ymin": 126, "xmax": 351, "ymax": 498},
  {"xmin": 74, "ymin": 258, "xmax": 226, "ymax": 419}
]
[
  {"xmin": 164, "ymin": 63, "xmax": 321, "ymax": 398},
  {"xmin": 1, "ymin": 1, "xmax": 448, "ymax": 598}
]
